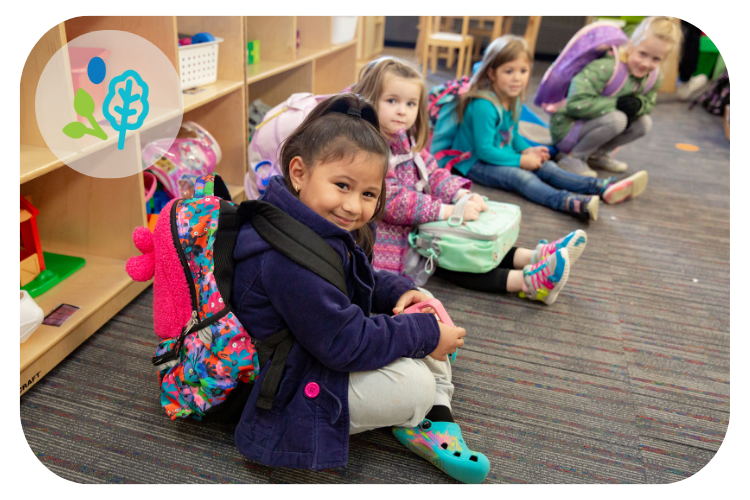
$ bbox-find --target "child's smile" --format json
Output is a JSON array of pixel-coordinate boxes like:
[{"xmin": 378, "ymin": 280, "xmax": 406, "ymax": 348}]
[
  {"xmin": 292, "ymin": 152, "xmax": 384, "ymax": 232},
  {"xmin": 626, "ymin": 35, "xmax": 671, "ymax": 78}
]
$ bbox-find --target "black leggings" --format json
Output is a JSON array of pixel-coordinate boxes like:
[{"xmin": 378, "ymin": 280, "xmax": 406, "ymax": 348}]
[
  {"xmin": 434, "ymin": 247, "xmax": 518, "ymax": 294},
  {"xmin": 679, "ymin": 20, "xmax": 703, "ymax": 82}
]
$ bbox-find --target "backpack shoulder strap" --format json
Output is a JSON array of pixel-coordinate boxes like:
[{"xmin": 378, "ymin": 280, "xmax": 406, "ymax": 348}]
[
  {"xmin": 642, "ymin": 69, "xmax": 659, "ymax": 94},
  {"xmin": 603, "ymin": 52, "xmax": 629, "ymax": 97},
  {"xmin": 237, "ymin": 200, "xmax": 347, "ymax": 294},
  {"xmin": 194, "ymin": 173, "xmax": 232, "ymax": 200}
]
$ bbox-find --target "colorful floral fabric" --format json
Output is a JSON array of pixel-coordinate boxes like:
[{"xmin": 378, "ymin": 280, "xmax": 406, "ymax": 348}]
[{"xmin": 154, "ymin": 174, "xmax": 259, "ymax": 420}]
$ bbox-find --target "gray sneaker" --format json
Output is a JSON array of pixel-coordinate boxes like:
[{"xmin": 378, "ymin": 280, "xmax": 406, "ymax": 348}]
[
  {"xmin": 676, "ymin": 74, "xmax": 708, "ymax": 101},
  {"xmin": 558, "ymin": 155, "xmax": 597, "ymax": 178},
  {"xmin": 587, "ymin": 153, "xmax": 628, "ymax": 173}
]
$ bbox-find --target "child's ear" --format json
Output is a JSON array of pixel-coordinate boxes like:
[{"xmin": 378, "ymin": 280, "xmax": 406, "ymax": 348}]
[{"xmin": 288, "ymin": 156, "xmax": 307, "ymax": 188}]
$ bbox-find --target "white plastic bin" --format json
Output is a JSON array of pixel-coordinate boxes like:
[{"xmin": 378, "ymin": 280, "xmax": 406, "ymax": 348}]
[
  {"xmin": 20, "ymin": 290, "xmax": 44, "ymax": 344},
  {"xmin": 332, "ymin": 17, "xmax": 358, "ymax": 45},
  {"xmin": 178, "ymin": 37, "xmax": 224, "ymax": 90}
]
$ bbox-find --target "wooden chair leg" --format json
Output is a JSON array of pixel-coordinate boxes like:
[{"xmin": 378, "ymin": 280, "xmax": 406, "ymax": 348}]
[
  {"xmin": 422, "ymin": 41, "xmax": 430, "ymax": 76},
  {"xmin": 430, "ymin": 45, "xmax": 437, "ymax": 75},
  {"xmin": 524, "ymin": 16, "xmax": 542, "ymax": 59},
  {"xmin": 447, "ymin": 48, "xmax": 455, "ymax": 69},
  {"xmin": 456, "ymin": 45, "xmax": 465, "ymax": 80},
  {"xmin": 465, "ymin": 45, "xmax": 473, "ymax": 76},
  {"xmin": 503, "ymin": 17, "xmax": 513, "ymax": 36}
]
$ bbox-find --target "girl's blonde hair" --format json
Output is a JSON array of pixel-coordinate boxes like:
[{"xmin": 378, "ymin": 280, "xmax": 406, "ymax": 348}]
[
  {"xmin": 350, "ymin": 56, "xmax": 429, "ymax": 152},
  {"xmin": 624, "ymin": 16, "xmax": 683, "ymax": 61},
  {"xmin": 457, "ymin": 35, "xmax": 533, "ymax": 123}
]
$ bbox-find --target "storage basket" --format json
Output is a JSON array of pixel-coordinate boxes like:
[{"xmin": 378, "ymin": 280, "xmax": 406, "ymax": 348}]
[{"xmin": 178, "ymin": 37, "xmax": 224, "ymax": 90}]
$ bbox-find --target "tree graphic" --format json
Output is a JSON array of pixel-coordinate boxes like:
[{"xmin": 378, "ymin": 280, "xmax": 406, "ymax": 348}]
[{"xmin": 102, "ymin": 69, "xmax": 150, "ymax": 150}]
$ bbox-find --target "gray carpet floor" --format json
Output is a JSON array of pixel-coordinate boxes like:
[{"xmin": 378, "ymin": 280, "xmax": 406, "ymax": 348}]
[{"xmin": 20, "ymin": 55, "xmax": 729, "ymax": 484}]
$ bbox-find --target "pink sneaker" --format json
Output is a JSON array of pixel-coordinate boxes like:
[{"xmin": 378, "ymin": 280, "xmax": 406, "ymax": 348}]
[
  {"xmin": 520, "ymin": 248, "xmax": 571, "ymax": 305},
  {"xmin": 531, "ymin": 229, "xmax": 587, "ymax": 266},
  {"xmin": 602, "ymin": 171, "xmax": 648, "ymax": 204}
]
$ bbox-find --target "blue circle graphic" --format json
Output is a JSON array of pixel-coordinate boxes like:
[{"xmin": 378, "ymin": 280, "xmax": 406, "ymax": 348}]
[{"xmin": 87, "ymin": 56, "xmax": 106, "ymax": 84}]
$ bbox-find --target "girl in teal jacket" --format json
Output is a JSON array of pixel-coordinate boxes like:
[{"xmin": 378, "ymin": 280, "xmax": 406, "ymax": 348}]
[{"xmin": 442, "ymin": 35, "xmax": 650, "ymax": 221}]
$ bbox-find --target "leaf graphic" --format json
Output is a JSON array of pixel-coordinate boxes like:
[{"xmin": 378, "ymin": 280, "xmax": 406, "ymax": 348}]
[
  {"xmin": 74, "ymin": 88, "xmax": 95, "ymax": 117},
  {"xmin": 62, "ymin": 121, "xmax": 87, "ymax": 139}
]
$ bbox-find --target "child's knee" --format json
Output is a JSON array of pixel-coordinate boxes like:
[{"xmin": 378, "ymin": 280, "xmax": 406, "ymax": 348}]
[
  {"xmin": 408, "ymin": 360, "xmax": 438, "ymax": 416},
  {"xmin": 608, "ymin": 111, "xmax": 629, "ymax": 134},
  {"xmin": 634, "ymin": 115, "xmax": 653, "ymax": 135}
]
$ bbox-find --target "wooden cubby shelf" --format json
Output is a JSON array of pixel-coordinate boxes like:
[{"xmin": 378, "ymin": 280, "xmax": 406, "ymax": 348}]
[{"xmin": 20, "ymin": 16, "xmax": 360, "ymax": 395}]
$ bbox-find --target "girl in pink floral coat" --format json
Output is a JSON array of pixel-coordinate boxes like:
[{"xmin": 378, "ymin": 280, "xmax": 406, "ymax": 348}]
[{"xmin": 351, "ymin": 57, "xmax": 589, "ymax": 304}]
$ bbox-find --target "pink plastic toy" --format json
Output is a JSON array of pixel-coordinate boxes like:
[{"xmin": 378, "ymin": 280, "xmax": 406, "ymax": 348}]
[
  {"xmin": 403, "ymin": 298, "xmax": 454, "ymax": 326},
  {"xmin": 403, "ymin": 298, "xmax": 458, "ymax": 364}
]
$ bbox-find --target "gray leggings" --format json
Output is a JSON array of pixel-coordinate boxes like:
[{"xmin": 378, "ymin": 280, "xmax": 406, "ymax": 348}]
[{"xmin": 570, "ymin": 110, "xmax": 653, "ymax": 159}]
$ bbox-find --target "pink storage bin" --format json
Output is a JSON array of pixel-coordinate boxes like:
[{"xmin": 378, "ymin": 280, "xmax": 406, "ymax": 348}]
[{"xmin": 69, "ymin": 47, "xmax": 111, "ymax": 123}]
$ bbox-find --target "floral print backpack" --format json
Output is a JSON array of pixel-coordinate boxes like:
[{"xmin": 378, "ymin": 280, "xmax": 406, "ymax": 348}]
[{"xmin": 126, "ymin": 174, "xmax": 346, "ymax": 421}]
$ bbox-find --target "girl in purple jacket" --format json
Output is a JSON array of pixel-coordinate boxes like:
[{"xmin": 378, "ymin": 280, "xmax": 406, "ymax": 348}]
[
  {"xmin": 351, "ymin": 57, "xmax": 589, "ymax": 304},
  {"xmin": 231, "ymin": 93, "xmax": 491, "ymax": 483}
]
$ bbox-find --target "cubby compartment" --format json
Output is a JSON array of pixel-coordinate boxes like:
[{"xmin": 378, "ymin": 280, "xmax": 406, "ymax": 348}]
[
  {"xmin": 177, "ymin": 16, "xmax": 246, "ymax": 111},
  {"xmin": 21, "ymin": 24, "xmax": 76, "ymax": 183},
  {"xmin": 297, "ymin": 17, "xmax": 332, "ymax": 59},
  {"xmin": 64, "ymin": 16, "xmax": 178, "ymax": 70},
  {"xmin": 248, "ymin": 61, "xmax": 313, "ymax": 107},
  {"xmin": 21, "ymin": 137, "xmax": 145, "ymax": 261},
  {"xmin": 313, "ymin": 43, "xmax": 357, "ymax": 94},
  {"xmin": 183, "ymin": 87, "xmax": 247, "ymax": 198},
  {"xmin": 246, "ymin": 16, "xmax": 297, "ymax": 82}
]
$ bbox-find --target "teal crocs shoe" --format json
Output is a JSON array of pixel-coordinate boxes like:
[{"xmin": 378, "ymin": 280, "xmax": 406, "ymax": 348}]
[{"xmin": 392, "ymin": 419, "xmax": 491, "ymax": 484}]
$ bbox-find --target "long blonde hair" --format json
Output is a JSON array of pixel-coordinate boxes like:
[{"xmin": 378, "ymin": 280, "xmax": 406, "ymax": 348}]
[
  {"xmin": 457, "ymin": 35, "xmax": 532, "ymax": 123},
  {"xmin": 350, "ymin": 56, "xmax": 429, "ymax": 152},
  {"xmin": 622, "ymin": 16, "xmax": 683, "ymax": 62}
]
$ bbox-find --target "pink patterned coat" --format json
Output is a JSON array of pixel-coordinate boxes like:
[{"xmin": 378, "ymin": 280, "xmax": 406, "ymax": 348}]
[{"xmin": 373, "ymin": 129, "xmax": 472, "ymax": 276}]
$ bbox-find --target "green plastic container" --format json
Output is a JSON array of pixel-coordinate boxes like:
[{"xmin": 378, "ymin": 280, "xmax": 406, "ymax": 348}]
[{"xmin": 695, "ymin": 36, "xmax": 719, "ymax": 77}]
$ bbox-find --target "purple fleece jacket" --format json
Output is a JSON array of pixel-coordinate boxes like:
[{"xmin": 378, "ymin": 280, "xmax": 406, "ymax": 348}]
[{"xmin": 231, "ymin": 176, "xmax": 441, "ymax": 470}]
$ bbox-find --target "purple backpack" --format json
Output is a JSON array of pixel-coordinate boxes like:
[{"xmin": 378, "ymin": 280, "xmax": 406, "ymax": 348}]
[{"xmin": 534, "ymin": 21, "xmax": 658, "ymax": 114}]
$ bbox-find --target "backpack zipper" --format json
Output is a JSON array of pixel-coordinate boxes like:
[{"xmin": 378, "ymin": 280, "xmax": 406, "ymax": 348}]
[{"xmin": 151, "ymin": 200, "xmax": 202, "ymax": 366}]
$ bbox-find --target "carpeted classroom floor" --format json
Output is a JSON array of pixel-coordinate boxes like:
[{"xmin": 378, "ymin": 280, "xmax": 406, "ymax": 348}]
[{"xmin": 20, "ymin": 52, "xmax": 730, "ymax": 484}]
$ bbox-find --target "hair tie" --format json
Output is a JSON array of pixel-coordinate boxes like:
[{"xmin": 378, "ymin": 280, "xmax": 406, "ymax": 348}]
[{"xmin": 346, "ymin": 108, "xmax": 362, "ymax": 117}]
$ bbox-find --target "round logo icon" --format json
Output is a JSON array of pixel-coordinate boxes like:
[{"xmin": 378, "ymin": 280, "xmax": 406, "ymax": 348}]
[{"xmin": 35, "ymin": 30, "xmax": 184, "ymax": 179}]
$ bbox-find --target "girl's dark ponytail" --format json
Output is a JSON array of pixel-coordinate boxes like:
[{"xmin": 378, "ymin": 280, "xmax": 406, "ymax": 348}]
[{"xmin": 279, "ymin": 93, "xmax": 390, "ymax": 257}]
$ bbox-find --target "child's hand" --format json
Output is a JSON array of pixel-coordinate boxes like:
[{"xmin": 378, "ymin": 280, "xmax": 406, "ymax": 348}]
[
  {"xmin": 429, "ymin": 322, "xmax": 466, "ymax": 361},
  {"xmin": 469, "ymin": 193, "xmax": 489, "ymax": 212},
  {"xmin": 463, "ymin": 196, "xmax": 485, "ymax": 221},
  {"xmin": 520, "ymin": 152, "xmax": 543, "ymax": 171},
  {"xmin": 393, "ymin": 289, "xmax": 432, "ymax": 315},
  {"xmin": 523, "ymin": 146, "xmax": 550, "ymax": 162}
]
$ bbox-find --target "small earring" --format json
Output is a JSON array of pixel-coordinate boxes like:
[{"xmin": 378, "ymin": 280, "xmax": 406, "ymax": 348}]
[{"xmin": 295, "ymin": 184, "xmax": 300, "ymax": 193}]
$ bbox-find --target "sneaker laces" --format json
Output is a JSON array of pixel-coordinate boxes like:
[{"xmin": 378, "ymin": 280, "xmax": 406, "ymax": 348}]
[{"xmin": 526, "ymin": 258, "xmax": 556, "ymax": 296}]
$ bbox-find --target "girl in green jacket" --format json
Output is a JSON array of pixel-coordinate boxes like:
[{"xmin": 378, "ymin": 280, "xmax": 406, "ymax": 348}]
[{"xmin": 551, "ymin": 17, "xmax": 683, "ymax": 177}]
